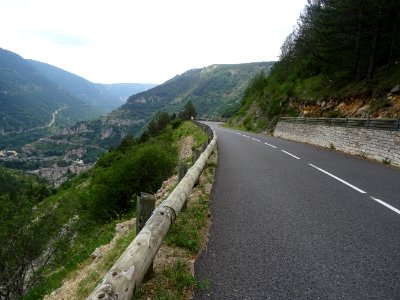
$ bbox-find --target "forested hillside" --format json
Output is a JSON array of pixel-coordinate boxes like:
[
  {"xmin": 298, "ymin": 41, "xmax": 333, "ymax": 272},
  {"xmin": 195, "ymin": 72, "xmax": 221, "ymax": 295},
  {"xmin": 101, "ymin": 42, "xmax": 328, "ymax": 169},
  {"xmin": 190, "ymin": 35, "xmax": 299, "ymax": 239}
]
[
  {"xmin": 121, "ymin": 62, "xmax": 273, "ymax": 122},
  {"xmin": 230, "ymin": 0, "xmax": 400, "ymax": 131}
]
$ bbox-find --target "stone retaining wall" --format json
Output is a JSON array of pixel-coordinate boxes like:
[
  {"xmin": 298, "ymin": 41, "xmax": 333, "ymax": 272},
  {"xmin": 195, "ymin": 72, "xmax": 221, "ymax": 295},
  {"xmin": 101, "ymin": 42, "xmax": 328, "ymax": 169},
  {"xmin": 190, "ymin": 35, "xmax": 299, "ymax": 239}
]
[{"xmin": 274, "ymin": 121, "xmax": 400, "ymax": 167}]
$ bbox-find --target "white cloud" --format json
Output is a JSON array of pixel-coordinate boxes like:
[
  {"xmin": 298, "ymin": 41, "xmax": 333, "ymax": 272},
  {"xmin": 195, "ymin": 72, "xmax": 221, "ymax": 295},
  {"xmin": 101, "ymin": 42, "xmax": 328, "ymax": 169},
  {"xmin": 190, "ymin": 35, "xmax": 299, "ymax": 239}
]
[{"xmin": 0, "ymin": 0, "xmax": 307, "ymax": 84}]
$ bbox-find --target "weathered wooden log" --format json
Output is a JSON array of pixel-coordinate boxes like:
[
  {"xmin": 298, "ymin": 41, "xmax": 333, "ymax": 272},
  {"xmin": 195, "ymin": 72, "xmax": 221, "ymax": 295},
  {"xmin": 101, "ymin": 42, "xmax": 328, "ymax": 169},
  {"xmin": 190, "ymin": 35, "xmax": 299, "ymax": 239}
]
[
  {"xmin": 87, "ymin": 127, "xmax": 217, "ymax": 300},
  {"xmin": 161, "ymin": 137, "xmax": 216, "ymax": 215},
  {"xmin": 88, "ymin": 206, "xmax": 174, "ymax": 300}
]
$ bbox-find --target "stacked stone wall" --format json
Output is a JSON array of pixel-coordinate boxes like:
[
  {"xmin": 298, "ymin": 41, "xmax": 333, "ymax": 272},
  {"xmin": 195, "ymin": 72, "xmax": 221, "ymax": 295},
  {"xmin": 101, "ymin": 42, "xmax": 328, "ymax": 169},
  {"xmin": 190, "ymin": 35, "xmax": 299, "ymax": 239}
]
[{"xmin": 274, "ymin": 122, "xmax": 400, "ymax": 167}]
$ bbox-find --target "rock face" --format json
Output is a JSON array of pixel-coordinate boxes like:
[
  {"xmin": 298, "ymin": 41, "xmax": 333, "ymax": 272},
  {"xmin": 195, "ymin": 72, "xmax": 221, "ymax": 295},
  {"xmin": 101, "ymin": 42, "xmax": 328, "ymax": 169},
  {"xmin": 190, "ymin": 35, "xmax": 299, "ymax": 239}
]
[
  {"xmin": 101, "ymin": 127, "xmax": 115, "ymax": 140},
  {"xmin": 103, "ymin": 118, "xmax": 144, "ymax": 126},
  {"xmin": 58, "ymin": 123, "xmax": 93, "ymax": 135},
  {"xmin": 356, "ymin": 105, "xmax": 370, "ymax": 118}
]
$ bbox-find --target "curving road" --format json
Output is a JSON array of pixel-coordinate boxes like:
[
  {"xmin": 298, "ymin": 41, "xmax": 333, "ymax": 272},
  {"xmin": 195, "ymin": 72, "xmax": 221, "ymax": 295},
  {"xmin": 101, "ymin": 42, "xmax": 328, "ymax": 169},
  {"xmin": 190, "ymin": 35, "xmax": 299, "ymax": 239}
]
[
  {"xmin": 194, "ymin": 122, "xmax": 400, "ymax": 299},
  {"xmin": 47, "ymin": 105, "xmax": 68, "ymax": 127}
]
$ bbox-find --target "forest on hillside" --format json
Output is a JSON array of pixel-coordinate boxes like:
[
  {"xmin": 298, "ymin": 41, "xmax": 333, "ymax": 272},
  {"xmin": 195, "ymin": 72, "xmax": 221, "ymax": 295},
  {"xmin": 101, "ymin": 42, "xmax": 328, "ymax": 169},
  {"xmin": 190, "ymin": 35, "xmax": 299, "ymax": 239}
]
[
  {"xmin": 231, "ymin": 0, "xmax": 400, "ymax": 131},
  {"xmin": 278, "ymin": 0, "xmax": 399, "ymax": 85}
]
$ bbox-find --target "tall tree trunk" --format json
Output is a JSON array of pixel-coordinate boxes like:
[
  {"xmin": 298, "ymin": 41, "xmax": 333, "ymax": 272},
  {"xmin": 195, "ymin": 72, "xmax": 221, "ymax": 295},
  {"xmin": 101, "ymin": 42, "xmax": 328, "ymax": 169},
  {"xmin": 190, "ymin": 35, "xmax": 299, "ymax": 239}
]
[
  {"xmin": 351, "ymin": 8, "xmax": 363, "ymax": 80},
  {"xmin": 366, "ymin": 3, "xmax": 382, "ymax": 84},
  {"xmin": 387, "ymin": 10, "xmax": 400, "ymax": 74}
]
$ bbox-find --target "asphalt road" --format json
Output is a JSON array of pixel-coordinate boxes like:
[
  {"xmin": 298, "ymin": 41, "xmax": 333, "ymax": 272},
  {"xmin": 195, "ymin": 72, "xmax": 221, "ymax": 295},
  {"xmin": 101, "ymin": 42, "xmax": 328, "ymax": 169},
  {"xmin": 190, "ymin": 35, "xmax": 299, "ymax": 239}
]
[{"xmin": 194, "ymin": 122, "xmax": 400, "ymax": 299}]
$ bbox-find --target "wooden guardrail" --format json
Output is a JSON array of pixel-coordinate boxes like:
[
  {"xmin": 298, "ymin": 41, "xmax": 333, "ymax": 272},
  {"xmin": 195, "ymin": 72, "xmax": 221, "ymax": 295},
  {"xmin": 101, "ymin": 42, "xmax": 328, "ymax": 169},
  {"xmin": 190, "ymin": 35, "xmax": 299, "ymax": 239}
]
[
  {"xmin": 88, "ymin": 123, "xmax": 217, "ymax": 300},
  {"xmin": 280, "ymin": 117, "xmax": 400, "ymax": 131}
]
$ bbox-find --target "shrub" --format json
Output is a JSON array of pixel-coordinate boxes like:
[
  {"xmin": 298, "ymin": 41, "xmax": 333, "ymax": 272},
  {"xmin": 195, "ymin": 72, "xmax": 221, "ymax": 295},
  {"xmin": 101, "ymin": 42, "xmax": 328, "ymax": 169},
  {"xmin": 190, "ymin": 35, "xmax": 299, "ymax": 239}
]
[{"xmin": 89, "ymin": 143, "xmax": 177, "ymax": 220}]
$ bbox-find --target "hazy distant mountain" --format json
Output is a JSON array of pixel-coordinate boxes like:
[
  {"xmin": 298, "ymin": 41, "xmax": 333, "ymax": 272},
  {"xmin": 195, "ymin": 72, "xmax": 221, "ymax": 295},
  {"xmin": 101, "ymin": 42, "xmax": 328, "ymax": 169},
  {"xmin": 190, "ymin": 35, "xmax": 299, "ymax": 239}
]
[
  {"xmin": 28, "ymin": 60, "xmax": 156, "ymax": 112},
  {"xmin": 0, "ymin": 48, "xmax": 98, "ymax": 133}
]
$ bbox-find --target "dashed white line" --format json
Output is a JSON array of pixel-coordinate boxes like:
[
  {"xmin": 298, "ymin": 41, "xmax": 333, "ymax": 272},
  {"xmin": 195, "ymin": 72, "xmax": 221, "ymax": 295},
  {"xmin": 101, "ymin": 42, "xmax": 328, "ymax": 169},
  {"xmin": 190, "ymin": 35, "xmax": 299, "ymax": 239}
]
[
  {"xmin": 264, "ymin": 142, "xmax": 277, "ymax": 149},
  {"xmin": 308, "ymin": 163, "xmax": 367, "ymax": 194},
  {"xmin": 243, "ymin": 135, "xmax": 250, "ymax": 138},
  {"xmin": 252, "ymin": 138, "xmax": 261, "ymax": 142},
  {"xmin": 281, "ymin": 150, "xmax": 300, "ymax": 160},
  {"xmin": 370, "ymin": 197, "xmax": 400, "ymax": 216}
]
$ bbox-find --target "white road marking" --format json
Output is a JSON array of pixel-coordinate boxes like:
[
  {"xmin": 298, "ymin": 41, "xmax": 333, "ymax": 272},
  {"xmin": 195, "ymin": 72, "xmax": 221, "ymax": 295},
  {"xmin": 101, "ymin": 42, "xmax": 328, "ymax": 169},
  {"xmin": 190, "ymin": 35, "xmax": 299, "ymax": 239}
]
[
  {"xmin": 370, "ymin": 197, "xmax": 400, "ymax": 216},
  {"xmin": 252, "ymin": 138, "xmax": 261, "ymax": 142},
  {"xmin": 264, "ymin": 142, "xmax": 277, "ymax": 149},
  {"xmin": 281, "ymin": 150, "xmax": 300, "ymax": 160},
  {"xmin": 308, "ymin": 164, "xmax": 366, "ymax": 194},
  {"xmin": 243, "ymin": 135, "xmax": 250, "ymax": 138}
]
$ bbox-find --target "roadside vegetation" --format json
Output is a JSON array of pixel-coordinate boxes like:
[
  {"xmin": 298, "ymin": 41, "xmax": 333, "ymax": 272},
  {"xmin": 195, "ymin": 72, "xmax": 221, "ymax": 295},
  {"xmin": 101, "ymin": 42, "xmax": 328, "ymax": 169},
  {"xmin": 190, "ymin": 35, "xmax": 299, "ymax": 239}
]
[
  {"xmin": 0, "ymin": 100, "xmax": 210, "ymax": 300},
  {"xmin": 229, "ymin": 1, "xmax": 400, "ymax": 132},
  {"xmin": 136, "ymin": 146, "xmax": 217, "ymax": 299}
]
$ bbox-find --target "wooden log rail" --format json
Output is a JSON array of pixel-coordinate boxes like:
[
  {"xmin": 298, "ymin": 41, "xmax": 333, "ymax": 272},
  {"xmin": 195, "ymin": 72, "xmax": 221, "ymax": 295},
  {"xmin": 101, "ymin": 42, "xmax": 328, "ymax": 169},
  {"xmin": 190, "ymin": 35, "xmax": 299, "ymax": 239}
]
[{"xmin": 87, "ymin": 123, "xmax": 217, "ymax": 300}]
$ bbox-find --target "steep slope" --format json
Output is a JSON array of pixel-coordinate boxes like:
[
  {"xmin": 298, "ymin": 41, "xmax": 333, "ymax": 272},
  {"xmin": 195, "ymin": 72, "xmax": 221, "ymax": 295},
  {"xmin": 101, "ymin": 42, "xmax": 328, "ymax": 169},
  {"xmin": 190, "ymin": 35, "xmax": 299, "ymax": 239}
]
[
  {"xmin": 119, "ymin": 62, "xmax": 274, "ymax": 122},
  {"xmin": 0, "ymin": 48, "xmax": 98, "ymax": 133},
  {"xmin": 229, "ymin": 1, "xmax": 400, "ymax": 132},
  {"xmin": 28, "ymin": 60, "xmax": 156, "ymax": 112}
]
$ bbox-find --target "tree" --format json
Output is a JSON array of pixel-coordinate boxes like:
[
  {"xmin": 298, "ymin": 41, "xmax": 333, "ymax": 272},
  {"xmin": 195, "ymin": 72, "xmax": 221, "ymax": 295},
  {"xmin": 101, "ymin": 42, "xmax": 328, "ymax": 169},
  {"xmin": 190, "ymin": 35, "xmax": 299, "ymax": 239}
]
[
  {"xmin": 0, "ymin": 168, "xmax": 74, "ymax": 300},
  {"xmin": 179, "ymin": 100, "xmax": 197, "ymax": 120},
  {"xmin": 147, "ymin": 111, "xmax": 170, "ymax": 137}
]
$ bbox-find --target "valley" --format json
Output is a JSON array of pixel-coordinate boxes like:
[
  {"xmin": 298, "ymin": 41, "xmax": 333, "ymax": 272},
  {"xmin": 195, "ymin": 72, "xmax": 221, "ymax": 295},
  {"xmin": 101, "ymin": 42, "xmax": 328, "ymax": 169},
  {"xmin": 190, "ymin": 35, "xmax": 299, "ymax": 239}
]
[
  {"xmin": 0, "ymin": 48, "xmax": 157, "ymax": 185},
  {"xmin": 0, "ymin": 51, "xmax": 271, "ymax": 185}
]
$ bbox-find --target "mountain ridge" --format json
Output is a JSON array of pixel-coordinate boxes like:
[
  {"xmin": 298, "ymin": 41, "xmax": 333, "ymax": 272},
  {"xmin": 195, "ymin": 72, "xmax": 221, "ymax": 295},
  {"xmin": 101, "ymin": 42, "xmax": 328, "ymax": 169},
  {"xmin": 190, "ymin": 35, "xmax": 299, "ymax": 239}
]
[
  {"xmin": 0, "ymin": 48, "xmax": 96, "ymax": 133},
  {"xmin": 27, "ymin": 59, "xmax": 157, "ymax": 113}
]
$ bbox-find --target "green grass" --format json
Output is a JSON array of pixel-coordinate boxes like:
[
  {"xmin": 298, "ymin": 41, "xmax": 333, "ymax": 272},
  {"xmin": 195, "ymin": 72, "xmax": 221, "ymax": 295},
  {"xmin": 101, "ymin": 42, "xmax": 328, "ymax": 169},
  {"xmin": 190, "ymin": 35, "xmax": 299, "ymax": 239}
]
[
  {"xmin": 172, "ymin": 121, "xmax": 208, "ymax": 148},
  {"xmin": 23, "ymin": 219, "xmax": 123, "ymax": 299},
  {"xmin": 135, "ymin": 260, "xmax": 200, "ymax": 300},
  {"xmin": 164, "ymin": 157, "xmax": 215, "ymax": 253},
  {"xmin": 164, "ymin": 194, "xmax": 209, "ymax": 252}
]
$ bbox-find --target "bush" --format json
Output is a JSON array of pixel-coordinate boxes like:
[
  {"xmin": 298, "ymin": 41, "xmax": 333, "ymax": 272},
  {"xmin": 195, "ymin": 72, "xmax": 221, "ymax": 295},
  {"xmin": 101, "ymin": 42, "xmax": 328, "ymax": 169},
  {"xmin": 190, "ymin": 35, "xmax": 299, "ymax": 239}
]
[{"xmin": 89, "ymin": 143, "xmax": 177, "ymax": 220}]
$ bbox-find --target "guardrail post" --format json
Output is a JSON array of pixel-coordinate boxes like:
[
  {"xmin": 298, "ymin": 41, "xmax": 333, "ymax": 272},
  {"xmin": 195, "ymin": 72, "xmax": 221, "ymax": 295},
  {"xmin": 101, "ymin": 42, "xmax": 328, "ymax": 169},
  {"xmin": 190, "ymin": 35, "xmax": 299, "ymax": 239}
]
[
  {"xmin": 345, "ymin": 117, "xmax": 348, "ymax": 127},
  {"xmin": 202, "ymin": 141, "xmax": 208, "ymax": 152},
  {"xmin": 178, "ymin": 162, "xmax": 188, "ymax": 182},
  {"xmin": 397, "ymin": 118, "xmax": 400, "ymax": 131},
  {"xmin": 192, "ymin": 149, "xmax": 202, "ymax": 186},
  {"xmin": 178, "ymin": 162, "xmax": 188, "ymax": 209},
  {"xmin": 193, "ymin": 149, "xmax": 201, "ymax": 164},
  {"xmin": 367, "ymin": 115, "xmax": 370, "ymax": 129},
  {"xmin": 329, "ymin": 118, "xmax": 332, "ymax": 126},
  {"xmin": 136, "ymin": 192, "xmax": 156, "ymax": 232},
  {"xmin": 136, "ymin": 192, "xmax": 156, "ymax": 279}
]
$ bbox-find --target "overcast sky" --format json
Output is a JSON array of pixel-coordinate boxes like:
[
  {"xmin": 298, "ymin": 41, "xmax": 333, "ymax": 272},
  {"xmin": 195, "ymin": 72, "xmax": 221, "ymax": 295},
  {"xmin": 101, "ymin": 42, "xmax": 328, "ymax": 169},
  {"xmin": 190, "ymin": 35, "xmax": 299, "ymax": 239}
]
[{"xmin": 0, "ymin": 0, "xmax": 308, "ymax": 84}]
